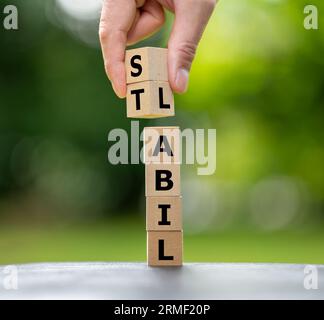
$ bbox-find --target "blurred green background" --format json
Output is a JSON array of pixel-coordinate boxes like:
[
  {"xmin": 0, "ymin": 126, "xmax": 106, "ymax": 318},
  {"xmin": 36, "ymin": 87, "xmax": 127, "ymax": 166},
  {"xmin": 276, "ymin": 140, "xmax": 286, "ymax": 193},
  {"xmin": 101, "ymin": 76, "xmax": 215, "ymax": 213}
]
[{"xmin": 0, "ymin": 0, "xmax": 323, "ymax": 265}]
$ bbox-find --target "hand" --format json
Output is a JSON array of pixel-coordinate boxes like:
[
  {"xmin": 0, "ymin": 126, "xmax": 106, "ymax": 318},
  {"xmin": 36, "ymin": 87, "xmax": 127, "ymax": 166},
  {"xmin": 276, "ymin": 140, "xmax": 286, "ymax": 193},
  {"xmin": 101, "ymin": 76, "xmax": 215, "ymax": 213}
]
[{"xmin": 99, "ymin": 0, "xmax": 217, "ymax": 98}]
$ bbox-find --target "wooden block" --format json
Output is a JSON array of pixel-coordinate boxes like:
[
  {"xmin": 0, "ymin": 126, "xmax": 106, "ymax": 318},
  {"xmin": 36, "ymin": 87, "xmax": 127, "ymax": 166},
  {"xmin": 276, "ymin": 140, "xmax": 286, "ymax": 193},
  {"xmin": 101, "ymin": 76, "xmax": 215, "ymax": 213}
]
[
  {"xmin": 125, "ymin": 47, "xmax": 168, "ymax": 84},
  {"xmin": 144, "ymin": 127, "xmax": 180, "ymax": 164},
  {"xmin": 147, "ymin": 231, "xmax": 183, "ymax": 267},
  {"xmin": 146, "ymin": 196, "xmax": 182, "ymax": 231},
  {"xmin": 145, "ymin": 164, "xmax": 180, "ymax": 197},
  {"xmin": 126, "ymin": 81, "xmax": 174, "ymax": 119}
]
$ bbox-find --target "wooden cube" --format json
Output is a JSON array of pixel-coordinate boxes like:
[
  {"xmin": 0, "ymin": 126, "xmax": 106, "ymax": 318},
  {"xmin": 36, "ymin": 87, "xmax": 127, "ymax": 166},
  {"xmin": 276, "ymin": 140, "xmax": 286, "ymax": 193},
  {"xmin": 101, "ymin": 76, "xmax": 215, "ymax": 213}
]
[
  {"xmin": 145, "ymin": 164, "xmax": 180, "ymax": 197},
  {"xmin": 125, "ymin": 47, "xmax": 168, "ymax": 84},
  {"xmin": 126, "ymin": 81, "xmax": 174, "ymax": 119},
  {"xmin": 144, "ymin": 127, "xmax": 180, "ymax": 164},
  {"xmin": 146, "ymin": 196, "xmax": 182, "ymax": 231},
  {"xmin": 147, "ymin": 231, "xmax": 183, "ymax": 267}
]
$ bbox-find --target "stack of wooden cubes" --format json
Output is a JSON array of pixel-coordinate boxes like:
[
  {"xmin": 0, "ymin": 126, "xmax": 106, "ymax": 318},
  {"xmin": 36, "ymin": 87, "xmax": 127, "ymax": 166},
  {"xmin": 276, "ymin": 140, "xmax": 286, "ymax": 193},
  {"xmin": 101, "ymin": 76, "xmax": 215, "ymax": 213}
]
[{"xmin": 125, "ymin": 47, "xmax": 183, "ymax": 266}]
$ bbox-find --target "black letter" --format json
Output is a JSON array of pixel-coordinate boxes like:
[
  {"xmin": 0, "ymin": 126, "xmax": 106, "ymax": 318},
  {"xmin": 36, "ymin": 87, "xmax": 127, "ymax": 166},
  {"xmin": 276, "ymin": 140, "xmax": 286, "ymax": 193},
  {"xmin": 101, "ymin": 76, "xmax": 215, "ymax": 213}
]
[
  {"xmin": 156, "ymin": 170, "xmax": 173, "ymax": 191},
  {"xmin": 158, "ymin": 204, "xmax": 171, "ymax": 226},
  {"xmin": 153, "ymin": 136, "xmax": 174, "ymax": 157},
  {"xmin": 130, "ymin": 55, "xmax": 142, "ymax": 77},
  {"xmin": 131, "ymin": 89, "xmax": 145, "ymax": 110},
  {"xmin": 159, "ymin": 87, "xmax": 171, "ymax": 109},
  {"xmin": 158, "ymin": 240, "xmax": 174, "ymax": 260}
]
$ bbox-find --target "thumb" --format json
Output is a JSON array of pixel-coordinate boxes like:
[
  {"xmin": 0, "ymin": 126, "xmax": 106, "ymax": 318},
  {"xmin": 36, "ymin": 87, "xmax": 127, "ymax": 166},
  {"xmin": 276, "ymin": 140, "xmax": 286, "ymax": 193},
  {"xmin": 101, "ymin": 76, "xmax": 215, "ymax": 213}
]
[{"xmin": 167, "ymin": 0, "xmax": 216, "ymax": 94}]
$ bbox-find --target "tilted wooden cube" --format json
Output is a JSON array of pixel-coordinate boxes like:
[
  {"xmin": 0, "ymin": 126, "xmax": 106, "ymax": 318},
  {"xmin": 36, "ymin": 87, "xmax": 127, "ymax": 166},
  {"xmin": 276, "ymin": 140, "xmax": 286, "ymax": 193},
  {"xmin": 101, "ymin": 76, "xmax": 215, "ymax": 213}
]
[
  {"xmin": 126, "ymin": 81, "xmax": 174, "ymax": 119},
  {"xmin": 125, "ymin": 47, "xmax": 168, "ymax": 84},
  {"xmin": 144, "ymin": 127, "xmax": 180, "ymax": 164},
  {"xmin": 147, "ymin": 231, "xmax": 183, "ymax": 267},
  {"xmin": 145, "ymin": 163, "xmax": 181, "ymax": 197},
  {"xmin": 146, "ymin": 196, "xmax": 182, "ymax": 231}
]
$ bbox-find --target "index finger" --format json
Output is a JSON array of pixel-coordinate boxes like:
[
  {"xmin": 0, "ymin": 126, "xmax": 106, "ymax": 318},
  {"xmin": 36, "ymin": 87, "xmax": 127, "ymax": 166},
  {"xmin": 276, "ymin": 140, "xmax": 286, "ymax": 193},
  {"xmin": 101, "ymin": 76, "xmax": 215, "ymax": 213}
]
[{"xmin": 99, "ymin": 0, "xmax": 137, "ymax": 98}]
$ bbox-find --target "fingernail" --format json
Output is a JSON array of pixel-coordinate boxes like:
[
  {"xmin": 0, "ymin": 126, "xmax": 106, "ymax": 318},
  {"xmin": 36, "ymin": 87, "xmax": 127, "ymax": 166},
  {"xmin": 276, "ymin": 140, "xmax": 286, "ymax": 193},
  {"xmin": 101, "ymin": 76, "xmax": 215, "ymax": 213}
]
[
  {"xmin": 112, "ymin": 82, "xmax": 125, "ymax": 99},
  {"xmin": 175, "ymin": 68, "xmax": 189, "ymax": 93}
]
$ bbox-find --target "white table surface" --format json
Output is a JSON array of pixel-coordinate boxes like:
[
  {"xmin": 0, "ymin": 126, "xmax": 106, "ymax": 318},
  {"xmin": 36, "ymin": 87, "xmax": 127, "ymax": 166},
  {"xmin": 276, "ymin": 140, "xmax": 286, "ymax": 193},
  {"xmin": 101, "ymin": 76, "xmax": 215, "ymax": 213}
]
[{"xmin": 0, "ymin": 262, "xmax": 323, "ymax": 300}]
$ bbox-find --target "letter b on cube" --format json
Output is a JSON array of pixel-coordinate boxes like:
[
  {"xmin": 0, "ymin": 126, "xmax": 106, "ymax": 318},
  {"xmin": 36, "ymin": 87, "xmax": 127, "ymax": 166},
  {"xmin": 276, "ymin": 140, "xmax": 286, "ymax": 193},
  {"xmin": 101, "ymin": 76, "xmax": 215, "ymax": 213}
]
[{"xmin": 145, "ymin": 164, "xmax": 181, "ymax": 197}]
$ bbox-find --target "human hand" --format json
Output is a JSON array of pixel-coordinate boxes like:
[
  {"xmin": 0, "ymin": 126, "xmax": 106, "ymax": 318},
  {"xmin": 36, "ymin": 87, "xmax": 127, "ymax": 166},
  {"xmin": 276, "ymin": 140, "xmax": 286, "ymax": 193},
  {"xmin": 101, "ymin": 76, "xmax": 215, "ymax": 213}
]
[{"xmin": 99, "ymin": 0, "xmax": 217, "ymax": 98}]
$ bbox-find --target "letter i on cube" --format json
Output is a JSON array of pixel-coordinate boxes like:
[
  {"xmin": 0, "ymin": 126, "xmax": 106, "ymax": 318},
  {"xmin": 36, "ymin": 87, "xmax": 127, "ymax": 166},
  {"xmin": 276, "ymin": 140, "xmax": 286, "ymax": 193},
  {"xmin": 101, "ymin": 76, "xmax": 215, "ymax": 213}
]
[{"xmin": 125, "ymin": 47, "xmax": 175, "ymax": 119}]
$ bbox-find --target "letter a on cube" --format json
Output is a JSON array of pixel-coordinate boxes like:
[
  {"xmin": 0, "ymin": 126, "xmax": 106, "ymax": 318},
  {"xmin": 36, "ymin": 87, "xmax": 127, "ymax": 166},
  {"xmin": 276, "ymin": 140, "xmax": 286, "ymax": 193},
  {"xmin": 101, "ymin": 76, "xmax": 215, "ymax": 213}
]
[{"xmin": 144, "ymin": 127, "xmax": 180, "ymax": 164}]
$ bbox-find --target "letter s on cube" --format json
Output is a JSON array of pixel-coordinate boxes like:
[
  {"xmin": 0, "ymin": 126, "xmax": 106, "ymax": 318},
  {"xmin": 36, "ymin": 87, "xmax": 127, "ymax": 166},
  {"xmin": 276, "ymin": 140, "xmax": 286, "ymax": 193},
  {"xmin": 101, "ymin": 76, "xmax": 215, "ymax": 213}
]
[{"xmin": 125, "ymin": 47, "xmax": 169, "ymax": 84}]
